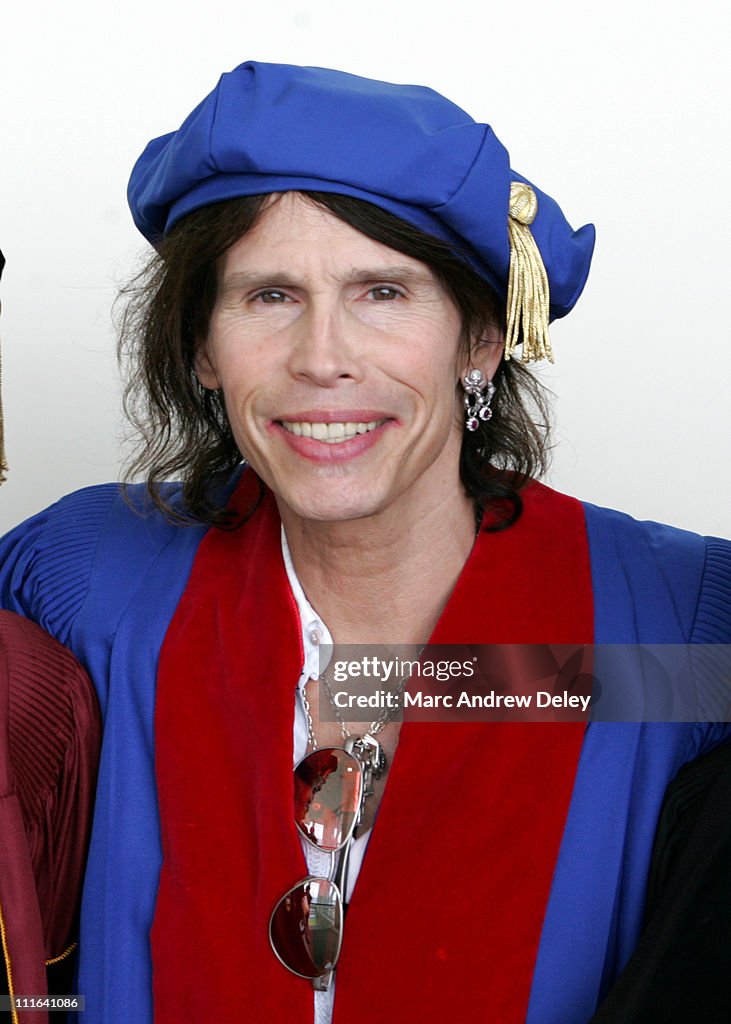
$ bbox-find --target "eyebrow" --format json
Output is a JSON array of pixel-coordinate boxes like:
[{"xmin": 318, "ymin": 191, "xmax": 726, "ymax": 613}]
[{"xmin": 219, "ymin": 265, "xmax": 437, "ymax": 293}]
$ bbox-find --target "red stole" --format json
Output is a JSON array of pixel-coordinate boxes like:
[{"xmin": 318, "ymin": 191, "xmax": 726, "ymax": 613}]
[{"xmin": 152, "ymin": 475, "xmax": 593, "ymax": 1023}]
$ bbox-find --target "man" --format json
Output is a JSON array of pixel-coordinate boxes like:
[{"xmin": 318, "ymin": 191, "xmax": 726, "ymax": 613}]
[{"xmin": 0, "ymin": 64, "xmax": 729, "ymax": 1024}]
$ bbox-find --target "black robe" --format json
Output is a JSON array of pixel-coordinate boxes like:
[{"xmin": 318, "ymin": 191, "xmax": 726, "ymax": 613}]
[{"xmin": 591, "ymin": 739, "xmax": 731, "ymax": 1023}]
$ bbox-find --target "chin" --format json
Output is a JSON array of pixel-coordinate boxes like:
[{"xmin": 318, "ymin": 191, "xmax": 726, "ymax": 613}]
[{"xmin": 277, "ymin": 482, "xmax": 387, "ymax": 525}]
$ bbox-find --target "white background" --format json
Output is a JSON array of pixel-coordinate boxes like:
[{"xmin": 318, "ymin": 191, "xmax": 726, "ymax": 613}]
[{"xmin": 1, "ymin": 0, "xmax": 729, "ymax": 536}]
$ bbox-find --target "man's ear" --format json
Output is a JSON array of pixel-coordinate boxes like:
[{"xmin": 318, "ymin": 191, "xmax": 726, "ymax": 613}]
[
  {"xmin": 460, "ymin": 321, "xmax": 504, "ymax": 382},
  {"xmin": 194, "ymin": 342, "xmax": 220, "ymax": 390}
]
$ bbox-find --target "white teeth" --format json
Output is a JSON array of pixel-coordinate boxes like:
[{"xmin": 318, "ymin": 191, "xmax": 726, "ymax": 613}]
[{"xmin": 281, "ymin": 420, "xmax": 383, "ymax": 443}]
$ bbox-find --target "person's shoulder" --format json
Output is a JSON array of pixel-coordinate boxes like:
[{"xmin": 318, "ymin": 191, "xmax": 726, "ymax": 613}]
[
  {"xmin": 580, "ymin": 496, "xmax": 715, "ymax": 543},
  {"xmin": 40, "ymin": 479, "xmax": 185, "ymax": 525},
  {"xmin": 3, "ymin": 479, "xmax": 197, "ymax": 553},
  {"xmin": 524, "ymin": 480, "xmax": 716, "ymax": 555},
  {"xmin": 578, "ymin": 494, "xmax": 729, "ymax": 583},
  {"xmin": 581, "ymin": 496, "xmax": 730, "ymax": 643},
  {"xmin": 0, "ymin": 481, "xmax": 207, "ymax": 642},
  {"xmin": 525, "ymin": 482, "xmax": 730, "ymax": 642},
  {"xmin": 0, "ymin": 608, "xmax": 100, "ymax": 742}
]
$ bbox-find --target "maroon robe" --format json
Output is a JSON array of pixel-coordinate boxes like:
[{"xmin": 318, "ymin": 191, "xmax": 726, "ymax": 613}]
[{"xmin": 0, "ymin": 612, "xmax": 100, "ymax": 1024}]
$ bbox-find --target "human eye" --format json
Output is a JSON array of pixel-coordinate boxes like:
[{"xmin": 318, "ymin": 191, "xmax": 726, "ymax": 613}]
[
  {"xmin": 367, "ymin": 285, "xmax": 404, "ymax": 301},
  {"xmin": 251, "ymin": 288, "xmax": 291, "ymax": 304}
]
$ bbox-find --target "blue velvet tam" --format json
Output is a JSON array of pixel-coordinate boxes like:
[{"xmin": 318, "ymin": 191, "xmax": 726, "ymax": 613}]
[{"xmin": 128, "ymin": 61, "xmax": 595, "ymax": 322}]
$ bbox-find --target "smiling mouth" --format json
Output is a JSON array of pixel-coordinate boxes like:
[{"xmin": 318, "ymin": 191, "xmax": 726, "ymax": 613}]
[{"xmin": 279, "ymin": 420, "xmax": 386, "ymax": 444}]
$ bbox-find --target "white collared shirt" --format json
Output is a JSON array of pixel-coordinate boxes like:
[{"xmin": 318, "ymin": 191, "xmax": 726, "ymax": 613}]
[{"xmin": 281, "ymin": 528, "xmax": 373, "ymax": 1024}]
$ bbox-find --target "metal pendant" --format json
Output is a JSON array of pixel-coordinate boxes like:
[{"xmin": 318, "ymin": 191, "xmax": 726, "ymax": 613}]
[{"xmin": 345, "ymin": 734, "xmax": 387, "ymax": 813}]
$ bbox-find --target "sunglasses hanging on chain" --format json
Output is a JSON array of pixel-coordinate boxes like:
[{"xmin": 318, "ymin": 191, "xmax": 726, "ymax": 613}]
[{"xmin": 269, "ymin": 735, "xmax": 386, "ymax": 989}]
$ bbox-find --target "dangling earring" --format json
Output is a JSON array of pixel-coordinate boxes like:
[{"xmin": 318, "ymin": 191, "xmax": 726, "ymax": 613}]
[{"xmin": 462, "ymin": 368, "xmax": 495, "ymax": 431}]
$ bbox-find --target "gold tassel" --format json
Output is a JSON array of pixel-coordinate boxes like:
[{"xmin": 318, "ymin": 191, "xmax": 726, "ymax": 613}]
[
  {"xmin": 0, "ymin": 336, "xmax": 7, "ymax": 485},
  {"xmin": 505, "ymin": 182, "xmax": 553, "ymax": 363}
]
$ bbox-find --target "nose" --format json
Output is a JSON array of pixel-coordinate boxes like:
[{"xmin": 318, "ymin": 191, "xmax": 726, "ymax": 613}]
[{"xmin": 286, "ymin": 302, "xmax": 363, "ymax": 387}]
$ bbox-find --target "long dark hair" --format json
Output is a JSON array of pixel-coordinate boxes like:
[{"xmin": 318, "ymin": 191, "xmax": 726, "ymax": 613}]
[{"xmin": 118, "ymin": 192, "xmax": 551, "ymax": 528}]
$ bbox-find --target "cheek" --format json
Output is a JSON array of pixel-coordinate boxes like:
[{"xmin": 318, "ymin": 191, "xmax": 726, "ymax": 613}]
[
  {"xmin": 217, "ymin": 383, "xmax": 260, "ymax": 439},
  {"xmin": 204, "ymin": 331, "xmax": 269, "ymax": 403},
  {"xmin": 217, "ymin": 394, "xmax": 259, "ymax": 464},
  {"xmin": 410, "ymin": 336, "xmax": 465, "ymax": 414},
  {"xmin": 202, "ymin": 351, "xmax": 259, "ymax": 444}
]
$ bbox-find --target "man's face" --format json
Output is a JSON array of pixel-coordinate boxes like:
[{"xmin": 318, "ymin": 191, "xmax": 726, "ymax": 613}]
[{"xmin": 197, "ymin": 193, "xmax": 497, "ymax": 526}]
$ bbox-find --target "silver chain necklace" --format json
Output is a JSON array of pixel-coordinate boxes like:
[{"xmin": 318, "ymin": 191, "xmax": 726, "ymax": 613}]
[
  {"xmin": 301, "ymin": 674, "xmax": 390, "ymax": 789},
  {"xmin": 301, "ymin": 650, "xmax": 422, "ymax": 791}
]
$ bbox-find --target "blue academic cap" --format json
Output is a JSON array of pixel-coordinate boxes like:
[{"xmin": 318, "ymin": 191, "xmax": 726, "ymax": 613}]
[{"xmin": 128, "ymin": 61, "xmax": 595, "ymax": 361}]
